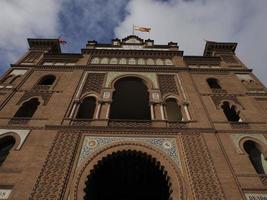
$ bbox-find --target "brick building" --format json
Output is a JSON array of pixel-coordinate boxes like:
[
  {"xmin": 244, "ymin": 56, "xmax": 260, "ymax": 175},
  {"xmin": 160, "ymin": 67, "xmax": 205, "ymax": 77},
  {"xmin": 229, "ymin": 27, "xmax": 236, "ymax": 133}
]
[{"xmin": 0, "ymin": 35, "xmax": 267, "ymax": 199}]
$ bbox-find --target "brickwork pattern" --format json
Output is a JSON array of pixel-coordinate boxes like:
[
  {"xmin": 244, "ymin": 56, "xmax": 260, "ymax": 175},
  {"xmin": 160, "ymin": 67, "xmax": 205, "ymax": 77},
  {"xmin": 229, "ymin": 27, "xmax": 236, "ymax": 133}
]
[
  {"xmin": 181, "ymin": 133, "xmax": 225, "ymax": 200},
  {"xmin": 81, "ymin": 73, "xmax": 105, "ymax": 95},
  {"xmin": 29, "ymin": 131, "xmax": 81, "ymax": 200},
  {"xmin": 158, "ymin": 74, "xmax": 178, "ymax": 96}
]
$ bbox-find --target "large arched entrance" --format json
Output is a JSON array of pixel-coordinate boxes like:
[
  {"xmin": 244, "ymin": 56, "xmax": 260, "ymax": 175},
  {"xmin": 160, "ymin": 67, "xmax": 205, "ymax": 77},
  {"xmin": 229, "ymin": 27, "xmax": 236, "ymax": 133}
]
[
  {"xmin": 84, "ymin": 150, "xmax": 170, "ymax": 200},
  {"xmin": 109, "ymin": 77, "xmax": 151, "ymax": 120}
]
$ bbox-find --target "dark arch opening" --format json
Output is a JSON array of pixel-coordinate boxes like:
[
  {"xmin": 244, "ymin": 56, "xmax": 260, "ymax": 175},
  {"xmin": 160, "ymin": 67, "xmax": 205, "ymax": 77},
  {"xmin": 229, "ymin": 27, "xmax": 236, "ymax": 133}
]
[
  {"xmin": 84, "ymin": 150, "xmax": 170, "ymax": 200},
  {"xmin": 165, "ymin": 98, "xmax": 182, "ymax": 122},
  {"xmin": 244, "ymin": 140, "xmax": 265, "ymax": 174},
  {"xmin": 0, "ymin": 136, "xmax": 16, "ymax": 166},
  {"xmin": 37, "ymin": 75, "xmax": 56, "ymax": 85},
  {"xmin": 14, "ymin": 98, "xmax": 40, "ymax": 118},
  {"xmin": 76, "ymin": 97, "xmax": 96, "ymax": 119},
  {"xmin": 109, "ymin": 77, "xmax": 151, "ymax": 120},
  {"xmin": 221, "ymin": 101, "xmax": 240, "ymax": 122},
  {"xmin": 207, "ymin": 78, "xmax": 221, "ymax": 89}
]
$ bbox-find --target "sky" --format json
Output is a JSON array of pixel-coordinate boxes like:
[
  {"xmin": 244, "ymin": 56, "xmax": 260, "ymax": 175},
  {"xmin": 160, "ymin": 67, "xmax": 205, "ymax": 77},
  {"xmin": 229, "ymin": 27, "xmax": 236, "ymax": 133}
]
[{"xmin": 0, "ymin": 0, "xmax": 266, "ymax": 85}]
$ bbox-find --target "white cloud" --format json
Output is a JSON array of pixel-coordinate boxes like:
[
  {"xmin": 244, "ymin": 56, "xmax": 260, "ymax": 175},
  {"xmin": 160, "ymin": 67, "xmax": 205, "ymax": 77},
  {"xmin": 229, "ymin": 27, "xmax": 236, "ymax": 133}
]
[
  {"xmin": 0, "ymin": 0, "xmax": 61, "ymax": 66},
  {"xmin": 115, "ymin": 0, "xmax": 267, "ymax": 85}
]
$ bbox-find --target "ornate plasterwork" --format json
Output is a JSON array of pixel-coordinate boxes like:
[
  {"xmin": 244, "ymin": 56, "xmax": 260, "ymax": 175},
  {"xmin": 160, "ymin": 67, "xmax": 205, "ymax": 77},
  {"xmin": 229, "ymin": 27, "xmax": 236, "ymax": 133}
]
[
  {"xmin": 105, "ymin": 72, "xmax": 158, "ymax": 88},
  {"xmin": 0, "ymin": 129, "xmax": 30, "ymax": 150},
  {"xmin": 77, "ymin": 136, "xmax": 181, "ymax": 168},
  {"xmin": 231, "ymin": 133, "xmax": 267, "ymax": 154}
]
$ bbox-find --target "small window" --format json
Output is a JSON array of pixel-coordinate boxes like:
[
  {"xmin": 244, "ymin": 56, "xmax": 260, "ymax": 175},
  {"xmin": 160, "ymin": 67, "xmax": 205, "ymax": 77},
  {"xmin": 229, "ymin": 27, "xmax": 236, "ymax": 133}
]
[
  {"xmin": 37, "ymin": 75, "xmax": 56, "ymax": 86},
  {"xmin": 244, "ymin": 140, "xmax": 266, "ymax": 174},
  {"xmin": 0, "ymin": 136, "xmax": 16, "ymax": 166},
  {"xmin": 14, "ymin": 98, "xmax": 40, "ymax": 118},
  {"xmin": 165, "ymin": 98, "xmax": 183, "ymax": 122},
  {"xmin": 76, "ymin": 97, "xmax": 96, "ymax": 119},
  {"xmin": 207, "ymin": 78, "xmax": 221, "ymax": 89},
  {"xmin": 221, "ymin": 101, "xmax": 240, "ymax": 122}
]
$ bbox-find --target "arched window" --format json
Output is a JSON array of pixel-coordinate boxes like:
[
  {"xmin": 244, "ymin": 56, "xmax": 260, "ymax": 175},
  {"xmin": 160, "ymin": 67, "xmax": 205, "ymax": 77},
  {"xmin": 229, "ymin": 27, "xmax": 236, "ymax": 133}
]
[
  {"xmin": 37, "ymin": 75, "xmax": 56, "ymax": 85},
  {"xmin": 221, "ymin": 101, "xmax": 240, "ymax": 122},
  {"xmin": 207, "ymin": 78, "xmax": 221, "ymax": 89},
  {"xmin": 76, "ymin": 96, "xmax": 96, "ymax": 119},
  {"xmin": 0, "ymin": 136, "xmax": 16, "ymax": 166},
  {"xmin": 165, "ymin": 98, "xmax": 183, "ymax": 122},
  {"xmin": 110, "ymin": 77, "xmax": 151, "ymax": 120},
  {"xmin": 244, "ymin": 140, "xmax": 266, "ymax": 174},
  {"xmin": 14, "ymin": 98, "xmax": 40, "ymax": 118}
]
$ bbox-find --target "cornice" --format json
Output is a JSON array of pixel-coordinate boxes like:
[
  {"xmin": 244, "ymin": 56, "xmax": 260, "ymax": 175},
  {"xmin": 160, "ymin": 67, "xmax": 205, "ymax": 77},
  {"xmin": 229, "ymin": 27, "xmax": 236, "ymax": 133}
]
[
  {"xmin": 10, "ymin": 64, "xmax": 253, "ymax": 73},
  {"xmin": 81, "ymin": 48, "xmax": 183, "ymax": 57}
]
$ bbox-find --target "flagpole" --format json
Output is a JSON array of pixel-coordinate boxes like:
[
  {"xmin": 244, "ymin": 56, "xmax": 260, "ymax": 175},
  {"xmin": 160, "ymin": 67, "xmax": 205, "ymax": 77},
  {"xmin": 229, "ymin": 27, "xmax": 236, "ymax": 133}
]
[{"xmin": 132, "ymin": 24, "xmax": 134, "ymax": 35}]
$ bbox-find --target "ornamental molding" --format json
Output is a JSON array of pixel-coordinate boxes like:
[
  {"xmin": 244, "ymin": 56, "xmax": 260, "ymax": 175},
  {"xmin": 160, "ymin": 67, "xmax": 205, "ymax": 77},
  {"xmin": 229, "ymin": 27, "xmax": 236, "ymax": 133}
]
[{"xmin": 12, "ymin": 64, "xmax": 253, "ymax": 73}]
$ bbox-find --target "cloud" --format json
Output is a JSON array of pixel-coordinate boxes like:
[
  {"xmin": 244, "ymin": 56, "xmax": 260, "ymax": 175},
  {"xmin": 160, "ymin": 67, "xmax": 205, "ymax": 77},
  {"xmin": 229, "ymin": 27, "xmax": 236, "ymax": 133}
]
[
  {"xmin": 115, "ymin": 0, "xmax": 267, "ymax": 85},
  {"xmin": 0, "ymin": 0, "xmax": 61, "ymax": 71},
  {"xmin": 59, "ymin": 0, "xmax": 129, "ymax": 52}
]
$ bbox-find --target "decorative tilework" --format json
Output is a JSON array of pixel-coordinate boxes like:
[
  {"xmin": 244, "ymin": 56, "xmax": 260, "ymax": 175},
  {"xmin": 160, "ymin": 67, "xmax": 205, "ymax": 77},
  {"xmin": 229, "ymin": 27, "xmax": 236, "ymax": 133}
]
[
  {"xmin": 105, "ymin": 72, "xmax": 158, "ymax": 88},
  {"xmin": 245, "ymin": 193, "xmax": 267, "ymax": 200},
  {"xmin": 77, "ymin": 136, "xmax": 181, "ymax": 168}
]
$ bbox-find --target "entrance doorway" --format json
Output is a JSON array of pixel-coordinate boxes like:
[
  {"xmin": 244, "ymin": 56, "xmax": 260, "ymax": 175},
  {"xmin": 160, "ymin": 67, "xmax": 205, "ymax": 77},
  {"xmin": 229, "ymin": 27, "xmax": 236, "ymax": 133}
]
[{"xmin": 84, "ymin": 150, "xmax": 170, "ymax": 200}]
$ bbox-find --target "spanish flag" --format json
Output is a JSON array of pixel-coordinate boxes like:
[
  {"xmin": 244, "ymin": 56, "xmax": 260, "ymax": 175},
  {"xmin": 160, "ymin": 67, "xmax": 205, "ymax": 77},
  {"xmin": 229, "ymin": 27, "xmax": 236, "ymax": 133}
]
[{"xmin": 134, "ymin": 26, "xmax": 151, "ymax": 32}]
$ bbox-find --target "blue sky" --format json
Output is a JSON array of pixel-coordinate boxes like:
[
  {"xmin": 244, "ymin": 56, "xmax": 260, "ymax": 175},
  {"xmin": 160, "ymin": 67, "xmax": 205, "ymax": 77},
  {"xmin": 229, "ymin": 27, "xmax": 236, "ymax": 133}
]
[{"xmin": 0, "ymin": 0, "xmax": 267, "ymax": 85}]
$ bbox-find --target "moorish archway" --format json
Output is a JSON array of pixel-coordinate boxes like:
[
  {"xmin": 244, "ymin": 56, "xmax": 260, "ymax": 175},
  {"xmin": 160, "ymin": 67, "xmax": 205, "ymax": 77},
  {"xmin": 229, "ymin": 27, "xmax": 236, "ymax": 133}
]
[
  {"xmin": 109, "ymin": 77, "xmax": 151, "ymax": 120},
  {"xmin": 84, "ymin": 150, "xmax": 171, "ymax": 200}
]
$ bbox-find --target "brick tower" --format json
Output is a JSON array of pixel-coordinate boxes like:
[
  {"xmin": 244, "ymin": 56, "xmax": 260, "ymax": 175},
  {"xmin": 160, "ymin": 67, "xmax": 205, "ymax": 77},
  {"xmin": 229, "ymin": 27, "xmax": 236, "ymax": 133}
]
[{"xmin": 0, "ymin": 35, "xmax": 267, "ymax": 200}]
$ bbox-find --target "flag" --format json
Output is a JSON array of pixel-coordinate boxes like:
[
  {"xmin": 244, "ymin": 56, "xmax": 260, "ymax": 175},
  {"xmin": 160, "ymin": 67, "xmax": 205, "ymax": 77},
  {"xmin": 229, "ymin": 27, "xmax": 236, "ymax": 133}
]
[
  {"xmin": 58, "ymin": 37, "xmax": 67, "ymax": 45},
  {"xmin": 134, "ymin": 26, "xmax": 151, "ymax": 32}
]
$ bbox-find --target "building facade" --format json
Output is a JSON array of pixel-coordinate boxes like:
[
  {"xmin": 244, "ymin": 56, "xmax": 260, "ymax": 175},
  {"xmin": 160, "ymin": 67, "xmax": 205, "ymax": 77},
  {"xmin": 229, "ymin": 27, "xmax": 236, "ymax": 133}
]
[{"xmin": 0, "ymin": 35, "xmax": 267, "ymax": 200}]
